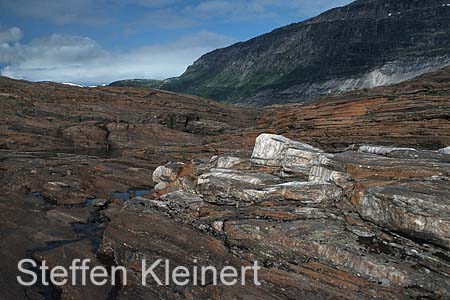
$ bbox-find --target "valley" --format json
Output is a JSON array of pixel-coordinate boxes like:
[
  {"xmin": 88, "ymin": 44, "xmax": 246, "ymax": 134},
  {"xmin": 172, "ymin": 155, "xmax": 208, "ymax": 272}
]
[{"xmin": 1, "ymin": 65, "xmax": 449, "ymax": 299}]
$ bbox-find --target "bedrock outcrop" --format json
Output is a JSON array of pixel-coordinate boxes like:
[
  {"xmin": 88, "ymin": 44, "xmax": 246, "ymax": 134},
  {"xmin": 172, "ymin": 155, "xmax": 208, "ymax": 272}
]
[
  {"xmin": 258, "ymin": 66, "xmax": 450, "ymax": 150},
  {"xmin": 96, "ymin": 133, "xmax": 450, "ymax": 300},
  {"xmin": 1, "ymin": 74, "xmax": 450, "ymax": 299}
]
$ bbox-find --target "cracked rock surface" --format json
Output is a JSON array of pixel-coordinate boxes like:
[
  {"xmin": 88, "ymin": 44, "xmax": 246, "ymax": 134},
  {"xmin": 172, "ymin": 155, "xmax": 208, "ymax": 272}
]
[{"xmin": 100, "ymin": 133, "xmax": 450, "ymax": 299}]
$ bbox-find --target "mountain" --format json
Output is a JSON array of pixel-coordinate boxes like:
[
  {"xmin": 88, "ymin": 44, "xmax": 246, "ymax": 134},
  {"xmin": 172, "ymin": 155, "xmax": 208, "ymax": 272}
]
[
  {"xmin": 109, "ymin": 78, "xmax": 163, "ymax": 89},
  {"xmin": 161, "ymin": 0, "xmax": 450, "ymax": 106}
]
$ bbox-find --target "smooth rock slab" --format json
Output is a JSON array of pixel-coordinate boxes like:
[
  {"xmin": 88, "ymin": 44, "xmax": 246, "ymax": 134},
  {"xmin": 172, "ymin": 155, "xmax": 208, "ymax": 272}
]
[
  {"xmin": 196, "ymin": 168, "xmax": 342, "ymax": 206},
  {"xmin": 359, "ymin": 145, "xmax": 450, "ymax": 162},
  {"xmin": 261, "ymin": 181, "xmax": 343, "ymax": 204},
  {"xmin": 353, "ymin": 181, "xmax": 450, "ymax": 249},
  {"xmin": 99, "ymin": 209, "xmax": 316, "ymax": 300},
  {"xmin": 358, "ymin": 145, "xmax": 417, "ymax": 155},
  {"xmin": 334, "ymin": 151, "xmax": 450, "ymax": 181},
  {"xmin": 196, "ymin": 169, "xmax": 282, "ymax": 205}
]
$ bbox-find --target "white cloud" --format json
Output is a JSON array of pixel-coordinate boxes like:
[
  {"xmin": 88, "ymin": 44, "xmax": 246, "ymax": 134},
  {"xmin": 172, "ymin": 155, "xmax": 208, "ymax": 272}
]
[
  {"xmin": 0, "ymin": 27, "xmax": 24, "ymax": 63},
  {"xmin": 0, "ymin": 29, "xmax": 234, "ymax": 85},
  {"xmin": 0, "ymin": 27, "xmax": 23, "ymax": 44}
]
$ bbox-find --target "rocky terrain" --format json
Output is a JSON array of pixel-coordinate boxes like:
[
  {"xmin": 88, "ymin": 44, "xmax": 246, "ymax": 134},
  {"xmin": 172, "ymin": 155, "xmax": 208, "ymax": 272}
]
[
  {"xmin": 0, "ymin": 76, "xmax": 259, "ymax": 299},
  {"xmin": 159, "ymin": 0, "xmax": 450, "ymax": 106},
  {"xmin": 134, "ymin": 133, "xmax": 450, "ymax": 300},
  {"xmin": 0, "ymin": 76, "xmax": 259, "ymax": 154},
  {"xmin": 0, "ymin": 65, "xmax": 449, "ymax": 299},
  {"xmin": 258, "ymin": 65, "xmax": 450, "ymax": 150}
]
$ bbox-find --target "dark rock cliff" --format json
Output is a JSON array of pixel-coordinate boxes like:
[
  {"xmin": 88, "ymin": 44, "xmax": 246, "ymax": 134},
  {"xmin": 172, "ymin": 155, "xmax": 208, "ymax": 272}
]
[{"xmin": 162, "ymin": 0, "xmax": 450, "ymax": 106}]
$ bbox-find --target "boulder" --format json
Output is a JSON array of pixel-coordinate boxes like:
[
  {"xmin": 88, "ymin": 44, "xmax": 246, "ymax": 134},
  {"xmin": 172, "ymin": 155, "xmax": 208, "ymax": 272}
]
[
  {"xmin": 152, "ymin": 162, "xmax": 185, "ymax": 190},
  {"xmin": 251, "ymin": 133, "xmax": 323, "ymax": 177}
]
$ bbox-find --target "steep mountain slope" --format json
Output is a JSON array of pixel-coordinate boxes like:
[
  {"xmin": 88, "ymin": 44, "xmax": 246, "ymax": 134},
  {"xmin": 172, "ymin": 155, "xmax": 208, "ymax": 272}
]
[{"xmin": 162, "ymin": 0, "xmax": 450, "ymax": 106}]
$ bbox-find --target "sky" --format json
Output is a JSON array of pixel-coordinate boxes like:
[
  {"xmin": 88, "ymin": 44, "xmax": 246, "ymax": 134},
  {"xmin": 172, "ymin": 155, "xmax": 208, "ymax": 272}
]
[{"xmin": 0, "ymin": 0, "xmax": 353, "ymax": 85}]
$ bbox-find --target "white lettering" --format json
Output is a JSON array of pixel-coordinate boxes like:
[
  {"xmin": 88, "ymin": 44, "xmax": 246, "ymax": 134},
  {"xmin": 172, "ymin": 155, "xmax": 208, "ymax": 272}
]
[
  {"xmin": 17, "ymin": 259, "xmax": 37, "ymax": 286},
  {"xmin": 90, "ymin": 266, "xmax": 108, "ymax": 286},
  {"xmin": 50, "ymin": 266, "xmax": 68, "ymax": 286},
  {"xmin": 141, "ymin": 259, "xmax": 163, "ymax": 286}
]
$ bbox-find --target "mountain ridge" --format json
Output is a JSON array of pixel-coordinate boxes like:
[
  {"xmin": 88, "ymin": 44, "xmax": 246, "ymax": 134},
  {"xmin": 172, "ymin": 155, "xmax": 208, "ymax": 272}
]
[{"xmin": 159, "ymin": 0, "xmax": 450, "ymax": 106}]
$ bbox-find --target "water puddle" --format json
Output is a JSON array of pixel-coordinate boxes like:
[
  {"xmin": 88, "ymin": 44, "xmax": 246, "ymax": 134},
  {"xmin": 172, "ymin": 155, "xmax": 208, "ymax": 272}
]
[
  {"xmin": 30, "ymin": 187, "xmax": 152, "ymax": 209},
  {"xmin": 112, "ymin": 192, "xmax": 130, "ymax": 200},
  {"xmin": 112, "ymin": 188, "xmax": 152, "ymax": 200},
  {"xmin": 133, "ymin": 189, "xmax": 152, "ymax": 197}
]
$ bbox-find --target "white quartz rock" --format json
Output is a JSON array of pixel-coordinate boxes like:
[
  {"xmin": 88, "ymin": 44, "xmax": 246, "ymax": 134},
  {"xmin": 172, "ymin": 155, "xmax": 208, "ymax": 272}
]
[
  {"xmin": 359, "ymin": 145, "xmax": 416, "ymax": 155},
  {"xmin": 152, "ymin": 162, "xmax": 185, "ymax": 189},
  {"xmin": 251, "ymin": 133, "xmax": 323, "ymax": 175},
  {"xmin": 438, "ymin": 146, "xmax": 450, "ymax": 155}
]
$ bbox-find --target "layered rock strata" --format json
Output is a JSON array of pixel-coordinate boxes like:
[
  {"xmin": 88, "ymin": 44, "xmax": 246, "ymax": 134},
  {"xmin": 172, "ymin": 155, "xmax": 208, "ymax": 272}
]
[{"xmin": 96, "ymin": 133, "xmax": 450, "ymax": 299}]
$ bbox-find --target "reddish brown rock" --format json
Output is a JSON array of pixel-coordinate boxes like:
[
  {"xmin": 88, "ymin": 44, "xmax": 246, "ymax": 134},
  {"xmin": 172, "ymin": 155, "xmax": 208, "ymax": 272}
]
[
  {"xmin": 258, "ymin": 66, "xmax": 450, "ymax": 151},
  {"xmin": 1, "ymin": 66, "xmax": 450, "ymax": 300}
]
